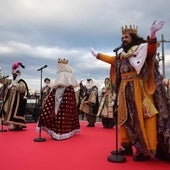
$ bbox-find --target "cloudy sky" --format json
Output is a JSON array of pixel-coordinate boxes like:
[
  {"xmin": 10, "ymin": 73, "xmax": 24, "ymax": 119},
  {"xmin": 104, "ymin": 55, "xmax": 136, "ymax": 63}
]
[{"xmin": 0, "ymin": 0, "xmax": 170, "ymax": 92}]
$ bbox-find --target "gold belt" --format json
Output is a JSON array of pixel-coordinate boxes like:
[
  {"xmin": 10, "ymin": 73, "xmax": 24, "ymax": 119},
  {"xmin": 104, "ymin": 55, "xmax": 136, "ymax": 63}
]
[{"xmin": 121, "ymin": 72, "xmax": 141, "ymax": 81}]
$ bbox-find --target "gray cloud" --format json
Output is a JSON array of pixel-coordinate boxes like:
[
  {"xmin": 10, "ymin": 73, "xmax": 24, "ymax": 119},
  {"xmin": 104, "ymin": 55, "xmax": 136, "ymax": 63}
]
[{"xmin": 0, "ymin": 0, "xmax": 170, "ymax": 91}]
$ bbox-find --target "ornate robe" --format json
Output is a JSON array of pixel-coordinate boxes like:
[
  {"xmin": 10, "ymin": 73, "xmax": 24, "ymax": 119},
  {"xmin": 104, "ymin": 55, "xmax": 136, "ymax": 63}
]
[
  {"xmin": 38, "ymin": 86, "xmax": 80, "ymax": 140},
  {"xmin": 1, "ymin": 79, "xmax": 28, "ymax": 128},
  {"xmin": 97, "ymin": 37, "xmax": 158, "ymax": 154}
]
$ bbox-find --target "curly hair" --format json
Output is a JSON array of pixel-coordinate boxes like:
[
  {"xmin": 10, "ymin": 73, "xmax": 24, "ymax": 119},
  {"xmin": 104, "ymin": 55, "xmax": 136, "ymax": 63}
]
[
  {"xmin": 122, "ymin": 33, "xmax": 146, "ymax": 52},
  {"xmin": 130, "ymin": 33, "xmax": 146, "ymax": 46}
]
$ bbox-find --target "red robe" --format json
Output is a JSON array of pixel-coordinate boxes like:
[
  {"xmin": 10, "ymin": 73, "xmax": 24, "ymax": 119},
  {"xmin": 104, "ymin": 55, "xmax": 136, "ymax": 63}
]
[{"xmin": 38, "ymin": 86, "xmax": 80, "ymax": 140}]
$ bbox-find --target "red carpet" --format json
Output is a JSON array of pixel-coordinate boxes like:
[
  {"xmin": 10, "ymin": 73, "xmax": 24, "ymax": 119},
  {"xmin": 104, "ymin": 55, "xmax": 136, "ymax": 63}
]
[{"xmin": 0, "ymin": 121, "xmax": 169, "ymax": 170}]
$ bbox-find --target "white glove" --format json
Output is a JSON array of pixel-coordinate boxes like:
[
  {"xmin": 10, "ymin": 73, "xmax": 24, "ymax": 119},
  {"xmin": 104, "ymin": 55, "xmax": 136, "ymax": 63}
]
[
  {"xmin": 90, "ymin": 47, "xmax": 98, "ymax": 57},
  {"xmin": 150, "ymin": 20, "xmax": 165, "ymax": 39},
  {"xmin": 12, "ymin": 81, "xmax": 18, "ymax": 86},
  {"xmin": 8, "ymin": 83, "xmax": 12, "ymax": 89},
  {"xmin": 8, "ymin": 80, "xmax": 18, "ymax": 89}
]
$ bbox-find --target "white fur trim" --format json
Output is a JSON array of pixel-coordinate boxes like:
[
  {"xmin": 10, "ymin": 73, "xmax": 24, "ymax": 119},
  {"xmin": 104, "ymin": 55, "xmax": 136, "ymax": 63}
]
[
  {"xmin": 37, "ymin": 126, "xmax": 80, "ymax": 140},
  {"xmin": 53, "ymin": 72, "xmax": 78, "ymax": 87},
  {"xmin": 128, "ymin": 43, "xmax": 147, "ymax": 74}
]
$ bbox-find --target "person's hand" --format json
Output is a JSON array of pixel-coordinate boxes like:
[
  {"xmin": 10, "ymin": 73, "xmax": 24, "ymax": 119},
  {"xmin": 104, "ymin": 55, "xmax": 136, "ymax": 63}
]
[
  {"xmin": 12, "ymin": 80, "xmax": 18, "ymax": 86},
  {"xmin": 8, "ymin": 84, "xmax": 12, "ymax": 89},
  {"xmin": 90, "ymin": 47, "xmax": 98, "ymax": 57},
  {"xmin": 150, "ymin": 20, "xmax": 165, "ymax": 39}
]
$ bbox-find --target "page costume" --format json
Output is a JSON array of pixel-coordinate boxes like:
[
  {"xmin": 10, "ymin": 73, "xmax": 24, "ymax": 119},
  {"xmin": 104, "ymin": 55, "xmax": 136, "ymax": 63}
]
[
  {"xmin": 0, "ymin": 62, "xmax": 28, "ymax": 130},
  {"xmin": 97, "ymin": 78, "xmax": 116, "ymax": 128},
  {"xmin": 79, "ymin": 79, "xmax": 99, "ymax": 127}
]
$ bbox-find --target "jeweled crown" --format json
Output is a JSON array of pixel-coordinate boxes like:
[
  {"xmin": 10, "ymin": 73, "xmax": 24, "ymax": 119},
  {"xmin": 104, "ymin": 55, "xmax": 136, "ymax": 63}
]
[
  {"xmin": 122, "ymin": 25, "xmax": 138, "ymax": 35},
  {"xmin": 58, "ymin": 58, "xmax": 68, "ymax": 64}
]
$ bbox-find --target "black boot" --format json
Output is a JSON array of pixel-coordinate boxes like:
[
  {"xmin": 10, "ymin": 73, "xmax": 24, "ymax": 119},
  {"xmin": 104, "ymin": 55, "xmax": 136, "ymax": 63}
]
[
  {"xmin": 102, "ymin": 117, "xmax": 108, "ymax": 128},
  {"xmin": 133, "ymin": 153, "xmax": 150, "ymax": 161},
  {"xmin": 87, "ymin": 123, "xmax": 95, "ymax": 127},
  {"xmin": 111, "ymin": 145, "xmax": 133, "ymax": 156},
  {"xmin": 107, "ymin": 118, "xmax": 116, "ymax": 128}
]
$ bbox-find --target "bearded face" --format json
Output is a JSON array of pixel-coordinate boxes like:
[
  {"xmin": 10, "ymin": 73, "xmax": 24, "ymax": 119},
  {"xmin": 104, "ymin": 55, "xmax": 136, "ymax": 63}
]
[
  {"xmin": 121, "ymin": 33, "xmax": 133, "ymax": 52},
  {"xmin": 122, "ymin": 42, "xmax": 134, "ymax": 52}
]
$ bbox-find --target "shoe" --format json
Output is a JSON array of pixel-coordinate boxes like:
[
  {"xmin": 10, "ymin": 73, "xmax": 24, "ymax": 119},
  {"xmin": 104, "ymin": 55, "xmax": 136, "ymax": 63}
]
[
  {"xmin": 133, "ymin": 153, "xmax": 150, "ymax": 161},
  {"xmin": 87, "ymin": 124, "xmax": 95, "ymax": 127},
  {"xmin": 111, "ymin": 146, "xmax": 133, "ymax": 156},
  {"xmin": 107, "ymin": 125, "xmax": 113, "ymax": 128},
  {"xmin": 89, "ymin": 124, "xmax": 95, "ymax": 127}
]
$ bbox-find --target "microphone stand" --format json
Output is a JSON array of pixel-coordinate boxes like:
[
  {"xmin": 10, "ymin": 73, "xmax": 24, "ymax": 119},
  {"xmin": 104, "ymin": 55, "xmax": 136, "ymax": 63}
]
[
  {"xmin": 107, "ymin": 49, "xmax": 126, "ymax": 163},
  {"xmin": 34, "ymin": 66, "xmax": 47, "ymax": 142},
  {"xmin": 0, "ymin": 76, "xmax": 8, "ymax": 132}
]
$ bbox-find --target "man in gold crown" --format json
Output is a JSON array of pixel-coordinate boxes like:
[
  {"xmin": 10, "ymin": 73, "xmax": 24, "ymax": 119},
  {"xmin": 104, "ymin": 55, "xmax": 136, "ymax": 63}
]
[
  {"xmin": 37, "ymin": 58, "xmax": 80, "ymax": 140},
  {"xmin": 91, "ymin": 21, "xmax": 165, "ymax": 161}
]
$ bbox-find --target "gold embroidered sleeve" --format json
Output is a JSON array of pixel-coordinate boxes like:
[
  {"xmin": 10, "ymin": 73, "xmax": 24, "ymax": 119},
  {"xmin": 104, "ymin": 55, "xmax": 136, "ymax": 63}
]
[{"xmin": 18, "ymin": 81, "xmax": 27, "ymax": 93}]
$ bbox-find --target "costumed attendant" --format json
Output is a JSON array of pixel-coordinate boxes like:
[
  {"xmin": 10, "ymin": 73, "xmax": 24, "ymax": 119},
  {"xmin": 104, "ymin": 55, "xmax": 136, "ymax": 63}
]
[
  {"xmin": 38, "ymin": 58, "xmax": 80, "ymax": 140},
  {"xmin": 0, "ymin": 67, "xmax": 3, "ymax": 100},
  {"xmin": 0, "ymin": 67, "xmax": 4, "ymax": 109},
  {"xmin": 91, "ymin": 21, "xmax": 164, "ymax": 161},
  {"xmin": 162, "ymin": 79, "xmax": 170, "ymax": 104},
  {"xmin": 0, "ymin": 67, "xmax": 3, "ymax": 79},
  {"xmin": 0, "ymin": 67, "xmax": 11, "ymax": 108},
  {"xmin": 41, "ymin": 77, "xmax": 51, "ymax": 104},
  {"xmin": 97, "ymin": 77, "xmax": 116, "ymax": 128},
  {"xmin": 79, "ymin": 79, "xmax": 99, "ymax": 127},
  {"xmin": 0, "ymin": 62, "xmax": 29, "ymax": 130},
  {"xmin": 154, "ymin": 77, "xmax": 170, "ymax": 161}
]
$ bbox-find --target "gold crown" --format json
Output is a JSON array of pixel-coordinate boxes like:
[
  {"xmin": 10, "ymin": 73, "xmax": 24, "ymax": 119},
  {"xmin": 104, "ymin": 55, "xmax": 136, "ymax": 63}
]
[
  {"xmin": 58, "ymin": 58, "xmax": 68, "ymax": 64},
  {"xmin": 122, "ymin": 25, "xmax": 138, "ymax": 35}
]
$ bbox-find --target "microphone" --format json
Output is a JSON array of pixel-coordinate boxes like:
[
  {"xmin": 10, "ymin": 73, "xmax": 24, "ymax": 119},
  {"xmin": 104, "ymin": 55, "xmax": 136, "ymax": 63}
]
[
  {"xmin": 37, "ymin": 65, "xmax": 48, "ymax": 71},
  {"xmin": 113, "ymin": 44, "xmax": 123, "ymax": 52},
  {"xmin": 3, "ymin": 75, "xmax": 9, "ymax": 79},
  {"xmin": 0, "ymin": 75, "xmax": 9, "ymax": 80}
]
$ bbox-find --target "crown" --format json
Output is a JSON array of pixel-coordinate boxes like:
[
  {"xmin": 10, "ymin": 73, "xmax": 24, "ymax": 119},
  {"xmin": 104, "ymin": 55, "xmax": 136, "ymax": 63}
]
[
  {"xmin": 122, "ymin": 25, "xmax": 138, "ymax": 35},
  {"xmin": 58, "ymin": 58, "xmax": 68, "ymax": 64}
]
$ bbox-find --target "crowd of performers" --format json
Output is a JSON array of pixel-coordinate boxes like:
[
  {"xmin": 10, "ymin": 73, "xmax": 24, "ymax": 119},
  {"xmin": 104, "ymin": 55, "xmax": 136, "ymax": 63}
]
[
  {"xmin": 0, "ymin": 59, "xmax": 81, "ymax": 140},
  {"xmin": 78, "ymin": 77, "xmax": 116, "ymax": 128},
  {"xmin": 0, "ymin": 59, "xmax": 115, "ymax": 135},
  {"xmin": 0, "ymin": 20, "xmax": 170, "ymax": 162},
  {"xmin": 0, "ymin": 56, "xmax": 170, "ymax": 161}
]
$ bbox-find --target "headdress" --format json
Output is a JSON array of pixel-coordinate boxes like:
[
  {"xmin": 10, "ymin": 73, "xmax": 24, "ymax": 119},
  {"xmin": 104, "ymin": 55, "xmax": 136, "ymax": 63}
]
[
  {"xmin": 57, "ymin": 58, "xmax": 72, "ymax": 73},
  {"xmin": 53, "ymin": 58, "xmax": 78, "ymax": 87},
  {"xmin": 86, "ymin": 78, "xmax": 94, "ymax": 89},
  {"xmin": 122, "ymin": 25, "xmax": 138, "ymax": 35},
  {"xmin": 87, "ymin": 78, "xmax": 92, "ymax": 82},
  {"xmin": 12, "ymin": 61, "xmax": 25, "ymax": 74},
  {"xmin": 58, "ymin": 58, "xmax": 68, "ymax": 64},
  {"xmin": 44, "ymin": 78, "xmax": 50, "ymax": 82}
]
